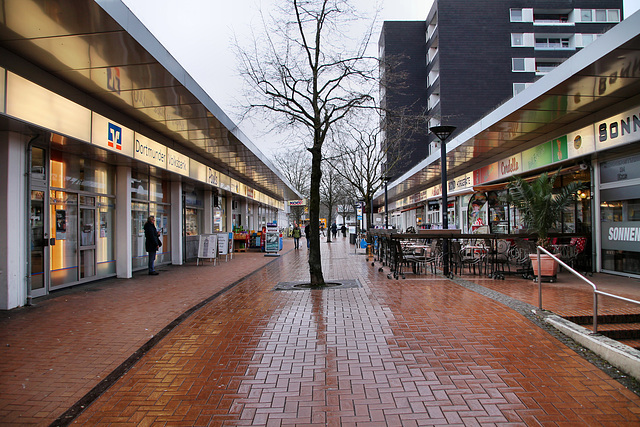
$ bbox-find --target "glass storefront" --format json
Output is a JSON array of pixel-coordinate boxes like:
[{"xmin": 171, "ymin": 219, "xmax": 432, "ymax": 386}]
[
  {"xmin": 214, "ymin": 195, "xmax": 226, "ymax": 232},
  {"xmin": 600, "ymin": 154, "xmax": 640, "ymax": 276},
  {"xmin": 184, "ymin": 189, "xmax": 204, "ymax": 260},
  {"xmin": 48, "ymin": 150, "xmax": 116, "ymax": 288},
  {"xmin": 131, "ymin": 172, "xmax": 171, "ymax": 270}
]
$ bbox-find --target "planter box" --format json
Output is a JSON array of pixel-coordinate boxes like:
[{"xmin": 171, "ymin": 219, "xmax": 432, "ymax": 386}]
[{"xmin": 529, "ymin": 253, "xmax": 558, "ymax": 282}]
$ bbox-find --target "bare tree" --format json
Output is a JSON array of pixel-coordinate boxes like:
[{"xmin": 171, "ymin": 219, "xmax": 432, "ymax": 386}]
[
  {"xmin": 237, "ymin": 0, "xmax": 378, "ymax": 285},
  {"xmin": 273, "ymin": 149, "xmax": 310, "ymax": 226},
  {"xmin": 328, "ymin": 107, "xmax": 424, "ymax": 229},
  {"xmin": 320, "ymin": 159, "xmax": 347, "ymax": 243}
]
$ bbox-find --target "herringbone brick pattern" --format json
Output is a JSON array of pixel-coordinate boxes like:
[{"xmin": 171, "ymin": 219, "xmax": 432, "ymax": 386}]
[
  {"xmin": 68, "ymin": 241, "xmax": 640, "ymax": 425},
  {"xmin": 0, "ymin": 246, "xmax": 288, "ymax": 425}
]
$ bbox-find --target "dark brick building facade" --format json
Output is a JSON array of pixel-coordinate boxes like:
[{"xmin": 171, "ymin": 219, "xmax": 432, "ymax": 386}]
[{"xmin": 380, "ymin": 0, "xmax": 623, "ymax": 178}]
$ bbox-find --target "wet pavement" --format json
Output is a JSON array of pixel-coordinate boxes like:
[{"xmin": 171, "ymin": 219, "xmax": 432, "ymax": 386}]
[{"xmin": 2, "ymin": 237, "xmax": 640, "ymax": 425}]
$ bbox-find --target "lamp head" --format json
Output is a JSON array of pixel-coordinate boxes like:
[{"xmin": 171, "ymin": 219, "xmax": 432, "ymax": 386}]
[{"xmin": 429, "ymin": 125, "xmax": 457, "ymax": 142}]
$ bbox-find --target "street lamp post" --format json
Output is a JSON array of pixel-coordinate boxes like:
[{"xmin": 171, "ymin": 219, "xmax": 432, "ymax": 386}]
[
  {"xmin": 429, "ymin": 125, "xmax": 456, "ymax": 277},
  {"xmin": 383, "ymin": 176, "xmax": 391, "ymax": 229}
]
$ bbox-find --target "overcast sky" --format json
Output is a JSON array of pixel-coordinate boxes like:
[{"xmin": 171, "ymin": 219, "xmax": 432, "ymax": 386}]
[{"xmin": 121, "ymin": 0, "xmax": 640, "ymax": 157}]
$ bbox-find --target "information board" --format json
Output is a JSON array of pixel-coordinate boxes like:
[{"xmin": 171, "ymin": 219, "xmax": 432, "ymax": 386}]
[
  {"xmin": 265, "ymin": 232, "xmax": 279, "ymax": 252},
  {"xmin": 197, "ymin": 234, "xmax": 217, "ymax": 259},
  {"xmin": 217, "ymin": 232, "xmax": 229, "ymax": 255}
]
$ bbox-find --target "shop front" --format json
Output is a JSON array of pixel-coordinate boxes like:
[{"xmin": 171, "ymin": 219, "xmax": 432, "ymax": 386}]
[
  {"xmin": 600, "ymin": 153, "xmax": 640, "ymax": 277},
  {"xmin": 29, "ymin": 141, "xmax": 118, "ymax": 296}
]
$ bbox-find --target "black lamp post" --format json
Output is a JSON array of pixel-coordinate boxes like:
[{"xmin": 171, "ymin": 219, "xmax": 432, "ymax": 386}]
[
  {"xmin": 429, "ymin": 125, "xmax": 456, "ymax": 277},
  {"xmin": 383, "ymin": 176, "xmax": 392, "ymax": 229}
]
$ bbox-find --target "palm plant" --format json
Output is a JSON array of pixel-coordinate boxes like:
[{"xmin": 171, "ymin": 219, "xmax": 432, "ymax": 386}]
[{"xmin": 504, "ymin": 170, "xmax": 586, "ymax": 248}]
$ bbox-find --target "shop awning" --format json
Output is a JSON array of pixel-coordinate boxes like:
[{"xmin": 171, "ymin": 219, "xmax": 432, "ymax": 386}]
[{"xmin": 400, "ymin": 205, "xmax": 422, "ymax": 213}]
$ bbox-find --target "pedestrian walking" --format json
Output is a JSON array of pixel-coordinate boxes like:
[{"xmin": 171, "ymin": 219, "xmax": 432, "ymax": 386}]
[
  {"xmin": 292, "ymin": 224, "xmax": 301, "ymax": 249},
  {"xmin": 331, "ymin": 223, "xmax": 337, "ymax": 239},
  {"xmin": 144, "ymin": 215, "xmax": 162, "ymax": 275},
  {"xmin": 304, "ymin": 223, "xmax": 310, "ymax": 248},
  {"xmin": 341, "ymin": 224, "xmax": 347, "ymax": 237}
]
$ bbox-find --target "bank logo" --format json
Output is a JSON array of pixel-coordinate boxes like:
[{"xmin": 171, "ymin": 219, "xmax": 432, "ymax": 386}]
[{"xmin": 108, "ymin": 123, "xmax": 122, "ymax": 150}]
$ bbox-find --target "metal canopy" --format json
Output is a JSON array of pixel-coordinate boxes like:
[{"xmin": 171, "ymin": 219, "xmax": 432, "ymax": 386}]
[
  {"xmin": 0, "ymin": 0, "xmax": 300, "ymax": 202},
  {"xmin": 377, "ymin": 10, "xmax": 640, "ymax": 206}
]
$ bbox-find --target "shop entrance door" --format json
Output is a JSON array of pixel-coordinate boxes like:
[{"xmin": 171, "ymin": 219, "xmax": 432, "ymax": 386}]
[
  {"xmin": 29, "ymin": 145, "xmax": 49, "ymax": 298},
  {"xmin": 79, "ymin": 203, "xmax": 97, "ymax": 280},
  {"xmin": 49, "ymin": 191, "xmax": 79, "ymax": 289},
  {"xmin": 30, "ymin": 189, "xmax": 49, "ymax": 298}
]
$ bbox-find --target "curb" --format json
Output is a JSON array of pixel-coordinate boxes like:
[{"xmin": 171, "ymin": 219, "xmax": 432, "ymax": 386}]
[{"xmin": 545, "ymin": 315, "xmax": 640, "ymax": 381}]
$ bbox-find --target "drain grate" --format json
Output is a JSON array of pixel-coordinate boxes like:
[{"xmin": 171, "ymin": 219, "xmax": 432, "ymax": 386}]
[{"xmin": 274, "ymin": 279, "xmax": 361, "ymax": 291}]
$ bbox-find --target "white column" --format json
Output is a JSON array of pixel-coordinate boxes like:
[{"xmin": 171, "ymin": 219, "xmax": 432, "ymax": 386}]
[
  {"xmin": 252, "ymin": 202, "xmax": 259, "ymax": 231},
  {"xmin": 171, "ymin": 181, "xmax": 183, "ymax": 265},
  {"xmin": 0, "ymin": 132, "xmax": 27, "ymax": 309},
  {"xmin": 226, "ymin": 196, "xmax": 233, "ymax": 232},
  {"xmin": 592, "ymin": 160, "xmax": 601, "ymax": 273},
  {"xmin": 115, "ymin": 166, "xmax": 132, "ymax": 278},
  {"xmin": 204, "ymin": 189, "xmax": 213, "ymax": 234}
]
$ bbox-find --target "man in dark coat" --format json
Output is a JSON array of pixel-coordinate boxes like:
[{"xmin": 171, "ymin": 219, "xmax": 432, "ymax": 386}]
[
  {"xmin": 144, "ymin": 215, "xmax": 162, "ymax": 275},
  {"xmin": 304, "ymin": 223, "xmax": 310, "ymax": 248}
]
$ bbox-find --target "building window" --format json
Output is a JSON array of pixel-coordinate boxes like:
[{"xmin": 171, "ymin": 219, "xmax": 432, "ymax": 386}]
[
  {"xmin": 511, "ymin": 33, "xmax": 524, "ymax": 46},
  {"xmin": 535, "ymin": 59, "xmax": 562, "ymax": 74},
  {"xmin": 510, "ymin": 8, "xmax": 523, "ymax": 22},
  {"xmin": 533, "ymin": 12, "xmax": 569, "ymax": 24},
  {"xmin": 513, "ymin": 83, "xmax": 531, "ymax": 96},
  {"xmin": 535, "ymin": 36, "xmax": 570, "ymax": 49},
  {"xmin": 580, "ymin": 33, "xmax": 601, "ymax": 47},
  {"xmin": 581, "ymin": 9, "xmax": 620, "ymax": 22},
  {"xmin": 512, "ymin": 58, "xmax": 525, "ymax": 71}
]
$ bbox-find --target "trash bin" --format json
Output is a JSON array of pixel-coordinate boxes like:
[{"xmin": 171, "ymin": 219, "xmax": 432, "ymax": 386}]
[{"xmin": 349, "ymin": 233, "xmax": 356, "ymax": 244}]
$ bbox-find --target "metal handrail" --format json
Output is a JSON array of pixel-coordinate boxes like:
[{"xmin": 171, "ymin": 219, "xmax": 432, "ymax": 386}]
[{"xmin": 536, "ymin": 246, "xmax": 640, "ymax": 334}]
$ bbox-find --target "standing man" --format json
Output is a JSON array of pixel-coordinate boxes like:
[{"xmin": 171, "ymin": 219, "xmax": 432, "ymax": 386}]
[
  {"xmin": 304, "ymin": 223, "xmax": 311, "ymax": 248},
  {"xmin": 292, "ymin": 223, "xmax": 301, "ymax": 250},
  {"xmin": 144, "ymin": 215, "xmax": 162, "ymax": 275},
  {"xmin": 331, "ymin": 222, "xmax": 337, "ymax": 239}
]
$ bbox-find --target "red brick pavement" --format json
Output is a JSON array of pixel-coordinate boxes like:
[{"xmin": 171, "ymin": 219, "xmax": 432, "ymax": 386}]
[
  {"xmin": 73, "ymin": 240, "xmax": 640, "ymax": 425},
  {"xmin": 0, "ymin": 242, "xmax": 294, "ymax": 425},
  {"xmin": 2, "ymin": 237, "xmax": 640, "ymax": 425}
]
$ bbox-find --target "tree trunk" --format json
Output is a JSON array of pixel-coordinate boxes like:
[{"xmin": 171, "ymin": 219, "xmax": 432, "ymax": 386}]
[{"xmin": 308, "ymin": 143, "xmax": 324, "ymax": 285}]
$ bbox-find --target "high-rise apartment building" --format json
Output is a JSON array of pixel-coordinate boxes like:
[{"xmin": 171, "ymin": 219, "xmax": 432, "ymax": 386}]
[{"xmin": 379, "ymin": 0, "xmax": 623, "ymax": 178}]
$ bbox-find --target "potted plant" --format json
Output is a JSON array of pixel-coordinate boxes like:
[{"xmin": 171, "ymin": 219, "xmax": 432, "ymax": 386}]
[{"xmin": 503, "ymin": 170, "xmax": 586, "ymax": 281}]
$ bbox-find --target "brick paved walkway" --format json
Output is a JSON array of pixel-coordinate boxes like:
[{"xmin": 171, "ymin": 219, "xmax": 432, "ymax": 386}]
[{"xmin": 2, "ymin": 237, "xmax": 640, "ymax": 425}]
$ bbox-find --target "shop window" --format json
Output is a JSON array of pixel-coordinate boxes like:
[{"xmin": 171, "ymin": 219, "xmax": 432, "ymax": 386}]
[
  {"xmin": 50, "ymin": 150, "xmax": 114, "ymax": 194},
  {"xmin": 131, "ymin": 172, "xmax": 149, "ymax": 200}
]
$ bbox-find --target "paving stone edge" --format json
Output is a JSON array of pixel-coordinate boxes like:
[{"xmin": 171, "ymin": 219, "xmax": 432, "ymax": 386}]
[{"xmin": 451, "ymin": 275, "xmax": 640, "ymax": 396}]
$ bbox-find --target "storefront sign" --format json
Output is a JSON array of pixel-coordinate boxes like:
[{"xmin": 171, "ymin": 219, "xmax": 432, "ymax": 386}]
[
  {"xmin": 289, "ymin": 200, "xmax": 306, "ymax": 206},
  {"xmin": 522, "ymin": 141, "xmax": 552, "ymax": 171},
  {"xmin": 596, "ymin": 106, "xmax": 640, "ymax": 150},
  {"xmin": 566, "ymin": 126, "xmax": 596, "ymax": 158},
  {"xmin": 207, "ymin": 167, "xmax": 218, "ymax": 186},
  {"xmin": 166, "ymin": 148, "xmax": 190, "ymax": 176},
  {"xmin": 189, "ymin": 159, "xmax": 207, "ymax": 183},
  {"xmin": 602, "ymin": 221, "xmax": 640, "ymax": 252},
  {"xmin": 473, "ymin": 163, "xmax": 498, "ymax": 185},
  {"xmin": 91, "ymin": 113, "xmax": 134, "ymax": 157},
  {"xmin": 409, "ymin": 189, "xmax": 427, "ymax": 204},
  {"xmin": 600, "ymin": 154, "xmax": 640, "ymax": 184},
  {"xmin": 449, "ymin": 173, "xmax": 473, "ymax": 194},
  {"xmin": 133, "ymin": 133, "xmax": 166, "ymax": 168},
  {"xmin": 497, "ymin": 154, "xmax": 522, "ymax": 180},
  {"xmin": 427, "ymin": 184, "xmax": 442, "ymax": 199},
  {"xmin": 7, "ymin": 72, "xmax": 92, "ymax": 142}
]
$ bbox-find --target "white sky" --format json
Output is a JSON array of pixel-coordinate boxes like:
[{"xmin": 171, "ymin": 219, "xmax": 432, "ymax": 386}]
[{"xmin": 122, "ymin": 0, "xmax": 640, "ymax": 157}]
